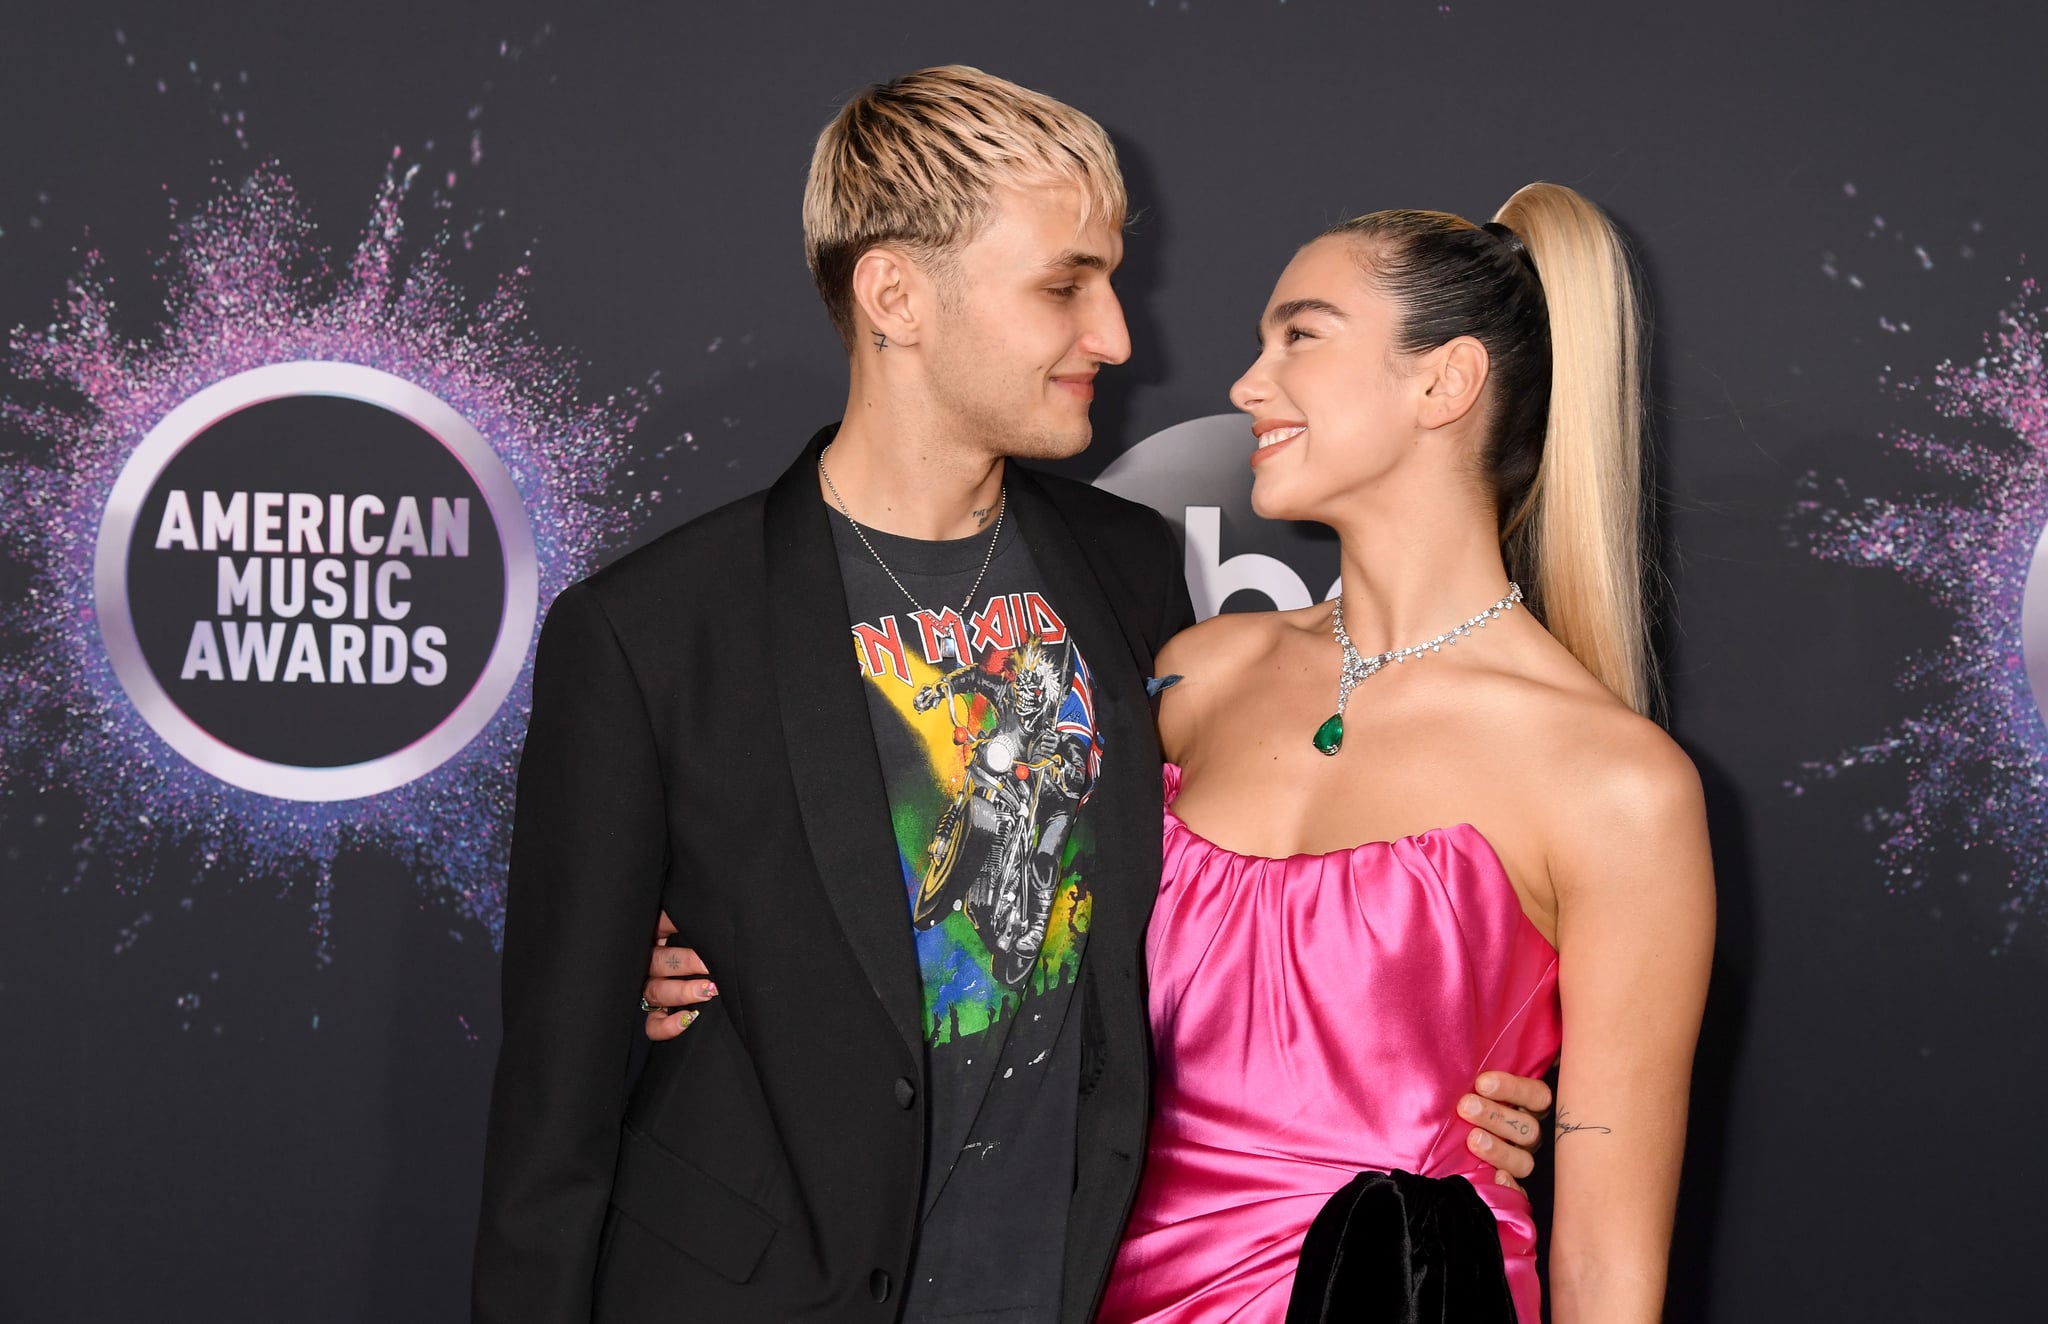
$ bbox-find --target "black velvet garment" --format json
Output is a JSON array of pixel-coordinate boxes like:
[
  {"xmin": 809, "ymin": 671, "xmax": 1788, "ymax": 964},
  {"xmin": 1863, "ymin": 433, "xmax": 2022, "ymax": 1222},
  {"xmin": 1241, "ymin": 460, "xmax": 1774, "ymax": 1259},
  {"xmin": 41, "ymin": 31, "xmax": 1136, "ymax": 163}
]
[{"xmin": 1284, "ymin": 1169, "xmax": 1519, "ymax": 1323}]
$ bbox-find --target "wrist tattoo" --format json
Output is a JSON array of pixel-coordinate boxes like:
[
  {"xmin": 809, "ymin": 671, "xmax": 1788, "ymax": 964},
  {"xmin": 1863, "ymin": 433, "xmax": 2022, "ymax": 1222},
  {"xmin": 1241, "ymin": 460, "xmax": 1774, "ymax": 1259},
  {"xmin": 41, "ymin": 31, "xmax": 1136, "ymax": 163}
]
[{"xmin": 1554, "ymin": 1110, "xmax": 1612, "ymax": 1139}]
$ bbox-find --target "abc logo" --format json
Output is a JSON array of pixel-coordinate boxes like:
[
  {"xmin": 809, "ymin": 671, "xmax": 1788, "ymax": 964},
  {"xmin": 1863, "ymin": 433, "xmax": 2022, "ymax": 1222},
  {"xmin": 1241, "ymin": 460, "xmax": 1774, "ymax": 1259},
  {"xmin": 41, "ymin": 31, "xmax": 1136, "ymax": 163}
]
[{"xmin": 1094, "ymin": 413, "xmax": 1340, "ymax": 620}]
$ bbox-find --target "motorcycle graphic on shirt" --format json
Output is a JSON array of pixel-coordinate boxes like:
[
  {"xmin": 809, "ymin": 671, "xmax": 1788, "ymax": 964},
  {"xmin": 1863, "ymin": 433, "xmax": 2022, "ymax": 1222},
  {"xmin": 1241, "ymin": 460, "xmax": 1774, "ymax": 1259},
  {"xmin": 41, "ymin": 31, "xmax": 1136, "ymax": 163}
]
[
  {"xmin": 849, "ymin": 591, "xmax": 1102, "ymax": 1038},
  {"xmin": 910, "ymin": 636, "xmax": 1099, "ymax": 989}
]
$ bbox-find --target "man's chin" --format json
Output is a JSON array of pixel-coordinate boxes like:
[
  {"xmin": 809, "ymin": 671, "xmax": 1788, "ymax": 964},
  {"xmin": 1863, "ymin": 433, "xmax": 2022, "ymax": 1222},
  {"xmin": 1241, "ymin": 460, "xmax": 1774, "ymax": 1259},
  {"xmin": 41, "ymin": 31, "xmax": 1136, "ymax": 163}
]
[{"xmin": 998, "ymin": 420, "xmax": 1093, "ymax": 462}]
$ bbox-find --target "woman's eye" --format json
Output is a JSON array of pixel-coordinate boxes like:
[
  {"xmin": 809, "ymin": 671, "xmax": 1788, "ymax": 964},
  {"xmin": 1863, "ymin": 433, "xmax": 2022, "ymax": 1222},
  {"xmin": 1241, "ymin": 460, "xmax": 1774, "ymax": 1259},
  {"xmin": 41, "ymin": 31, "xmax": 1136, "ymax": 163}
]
[{"xmin": 1285, "ymin": 326, "xmax": 1315, "ymax": 343}]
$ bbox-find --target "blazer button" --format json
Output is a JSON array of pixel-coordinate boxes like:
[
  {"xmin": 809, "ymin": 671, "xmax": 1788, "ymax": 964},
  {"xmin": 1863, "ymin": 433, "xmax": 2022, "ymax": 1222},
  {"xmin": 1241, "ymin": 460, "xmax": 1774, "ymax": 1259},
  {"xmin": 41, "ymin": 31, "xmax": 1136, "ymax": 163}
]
[
  {"xmin": 869, "ymin": 1268, "xmax": 892, "ymax": 1302},
  {"xmin": 893, "ymin": 1076, "xmax": 916, "ymax": 1109}
]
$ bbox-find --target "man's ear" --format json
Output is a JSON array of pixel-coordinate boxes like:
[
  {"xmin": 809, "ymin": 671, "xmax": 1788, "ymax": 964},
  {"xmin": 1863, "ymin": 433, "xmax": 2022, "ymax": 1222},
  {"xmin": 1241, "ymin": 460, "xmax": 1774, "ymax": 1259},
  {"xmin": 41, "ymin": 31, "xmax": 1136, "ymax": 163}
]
[
  {"xmin": 1417, "ymin": 335, "xmax": 1490, "ymax": 430},
  {"xmin": 850, "ymin": 246, "xmax": 926, "ymax": 350}
]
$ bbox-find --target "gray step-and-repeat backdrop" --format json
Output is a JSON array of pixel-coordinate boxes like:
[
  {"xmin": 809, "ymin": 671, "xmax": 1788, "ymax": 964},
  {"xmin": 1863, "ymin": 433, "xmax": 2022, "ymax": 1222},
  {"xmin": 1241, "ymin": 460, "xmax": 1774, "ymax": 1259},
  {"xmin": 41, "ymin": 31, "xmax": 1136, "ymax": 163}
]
[{"xmin": 2, "ymin": 2, "xmax": 2039, "ymax": 1319}]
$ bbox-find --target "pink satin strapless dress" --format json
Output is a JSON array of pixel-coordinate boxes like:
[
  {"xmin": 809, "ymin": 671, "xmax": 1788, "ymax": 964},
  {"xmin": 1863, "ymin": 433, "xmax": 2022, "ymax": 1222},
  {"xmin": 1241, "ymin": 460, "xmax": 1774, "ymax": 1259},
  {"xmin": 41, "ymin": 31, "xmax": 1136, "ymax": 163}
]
[{"xmin": 1098, "ymin": 764, "xmax": 1561, "ymax": 1324}]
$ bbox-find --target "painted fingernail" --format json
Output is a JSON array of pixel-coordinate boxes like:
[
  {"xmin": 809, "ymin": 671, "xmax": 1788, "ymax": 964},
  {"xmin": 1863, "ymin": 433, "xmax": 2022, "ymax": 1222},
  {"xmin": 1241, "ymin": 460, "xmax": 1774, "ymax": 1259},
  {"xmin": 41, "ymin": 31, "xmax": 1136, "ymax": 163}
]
[
  {"xmin": 701, "ymin": 982, "xmax": 718, "ymax": 996},
  {"xmin": 1459, "ymin": 1097, "xmax": 1482, "ymax": 1118},
  {"xmin": 681, "ymin": 1009, "xmax": 699, "ymax": 1027}
]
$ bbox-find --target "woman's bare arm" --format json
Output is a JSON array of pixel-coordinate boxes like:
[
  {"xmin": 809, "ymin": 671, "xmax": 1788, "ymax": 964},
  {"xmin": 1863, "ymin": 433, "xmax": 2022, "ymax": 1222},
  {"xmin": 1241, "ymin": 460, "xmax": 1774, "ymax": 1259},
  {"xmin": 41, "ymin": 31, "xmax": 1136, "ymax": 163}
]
[{"xmin": 1546, "ymin": 727, "xmax": 1715, "ymax": 1324}]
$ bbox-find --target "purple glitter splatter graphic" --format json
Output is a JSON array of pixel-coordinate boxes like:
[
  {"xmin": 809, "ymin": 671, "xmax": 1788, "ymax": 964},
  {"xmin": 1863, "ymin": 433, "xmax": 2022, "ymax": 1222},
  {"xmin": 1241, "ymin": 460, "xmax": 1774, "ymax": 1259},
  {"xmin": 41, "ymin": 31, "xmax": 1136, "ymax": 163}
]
[
  {"xmin": 1792, "ymin": 246, "xmax": 2048, "ymax": 942},
  {"xmin": 0, "ymin": 158, "xmax": 641, "ymax": 951}
]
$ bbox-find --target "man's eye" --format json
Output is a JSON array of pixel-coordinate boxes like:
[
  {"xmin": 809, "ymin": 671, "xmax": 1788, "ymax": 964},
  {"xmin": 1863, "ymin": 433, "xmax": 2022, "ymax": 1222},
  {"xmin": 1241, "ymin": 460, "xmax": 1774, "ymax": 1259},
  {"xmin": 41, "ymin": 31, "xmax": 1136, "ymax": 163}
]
[
  {"xmin": 1049, "ymin": 284, "xmax": 1081, "ymax": 299},
  {"xmin": 1285, "ymin": 326, "xmax": 1315, "ymax": 343}
]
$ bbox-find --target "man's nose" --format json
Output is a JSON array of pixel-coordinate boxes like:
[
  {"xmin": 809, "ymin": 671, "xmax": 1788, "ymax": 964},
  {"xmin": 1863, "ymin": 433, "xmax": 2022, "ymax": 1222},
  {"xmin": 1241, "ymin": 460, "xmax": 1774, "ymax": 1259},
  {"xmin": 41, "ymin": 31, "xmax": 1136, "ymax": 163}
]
[{"xmin": 1085, "ymin": 290, "xmax": 1133, "ymax": 365}]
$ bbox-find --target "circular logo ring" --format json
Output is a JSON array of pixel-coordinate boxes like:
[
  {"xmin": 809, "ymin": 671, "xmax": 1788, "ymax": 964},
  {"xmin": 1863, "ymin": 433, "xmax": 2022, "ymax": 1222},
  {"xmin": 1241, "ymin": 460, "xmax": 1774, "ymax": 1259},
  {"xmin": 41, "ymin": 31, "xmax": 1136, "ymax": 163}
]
[
  {"xmin": 2026, "ymin": 517, "xmax": 2048, "ymax": 733},
  {"xmin": 94, "ymin": 361, "xmax": 539, "ymax": 802}
]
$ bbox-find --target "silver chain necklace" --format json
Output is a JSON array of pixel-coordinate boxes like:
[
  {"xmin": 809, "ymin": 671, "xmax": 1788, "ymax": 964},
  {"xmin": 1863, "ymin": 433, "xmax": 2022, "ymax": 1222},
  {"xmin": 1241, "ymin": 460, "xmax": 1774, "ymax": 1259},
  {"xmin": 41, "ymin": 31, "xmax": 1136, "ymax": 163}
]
[
  {"xmin": 819, "ymin": 443, "xmax": 1006, "ymax": 619},
  {"xmin": 1312, "ymin": 582, "xmax": 1523, "ymax": 756}
]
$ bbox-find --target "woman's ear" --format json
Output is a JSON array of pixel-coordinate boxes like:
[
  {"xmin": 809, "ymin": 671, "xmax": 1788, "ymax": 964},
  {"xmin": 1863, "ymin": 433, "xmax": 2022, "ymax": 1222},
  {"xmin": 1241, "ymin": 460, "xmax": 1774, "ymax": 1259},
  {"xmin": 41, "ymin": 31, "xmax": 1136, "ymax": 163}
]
[
  {"xmin": 849, "ymin": 246, "xmax": 925, "ymax": 351},
  {"xmin": 1417, "ymin": 335, "xmax": 1491, "ymax": 430}
]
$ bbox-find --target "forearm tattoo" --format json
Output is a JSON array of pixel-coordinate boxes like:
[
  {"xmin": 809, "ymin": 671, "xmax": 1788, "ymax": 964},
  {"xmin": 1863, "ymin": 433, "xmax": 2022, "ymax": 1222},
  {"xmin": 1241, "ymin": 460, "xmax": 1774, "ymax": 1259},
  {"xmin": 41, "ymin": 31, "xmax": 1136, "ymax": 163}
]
[{"xmin": 1554, "ymin": 1110, "xmax": 1613, "ymax": 1140}]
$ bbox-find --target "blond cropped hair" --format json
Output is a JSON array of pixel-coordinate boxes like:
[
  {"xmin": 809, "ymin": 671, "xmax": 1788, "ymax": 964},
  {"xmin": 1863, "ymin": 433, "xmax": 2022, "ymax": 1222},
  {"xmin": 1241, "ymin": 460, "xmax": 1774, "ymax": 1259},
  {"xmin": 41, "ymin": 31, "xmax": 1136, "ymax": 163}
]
[{"xmin": 803, "ymin": 65, "xmax": 1127, "ymax": 347}]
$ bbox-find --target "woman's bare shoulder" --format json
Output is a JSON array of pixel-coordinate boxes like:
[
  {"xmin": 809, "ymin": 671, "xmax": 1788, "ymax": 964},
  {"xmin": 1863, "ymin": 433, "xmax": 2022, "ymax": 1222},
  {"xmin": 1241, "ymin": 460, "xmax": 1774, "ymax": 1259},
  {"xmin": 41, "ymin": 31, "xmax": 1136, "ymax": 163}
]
[
  {"xmin": 1517, "ymin": 685, "xmax": 1709, "ymax": 902},
  {"xmin": 1153, "ymin": 610, "xmax": 1301, "ymax": 758},
  {"xmin": 1564, "ymin": 696, "xmax": 1699, "ymax": 820},
  {"xmin": 1156, "ymin": 609, "xmax": 1289, "ymax": 676}
]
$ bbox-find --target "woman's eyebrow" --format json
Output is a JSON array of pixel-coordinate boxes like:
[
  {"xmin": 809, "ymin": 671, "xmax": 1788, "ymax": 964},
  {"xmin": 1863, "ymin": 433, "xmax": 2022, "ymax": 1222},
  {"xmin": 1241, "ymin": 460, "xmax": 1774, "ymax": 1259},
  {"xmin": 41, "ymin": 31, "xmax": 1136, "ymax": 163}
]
[{"xmin": 1255, "ymin": 297, "xmax": 1347, "ymax": 342}]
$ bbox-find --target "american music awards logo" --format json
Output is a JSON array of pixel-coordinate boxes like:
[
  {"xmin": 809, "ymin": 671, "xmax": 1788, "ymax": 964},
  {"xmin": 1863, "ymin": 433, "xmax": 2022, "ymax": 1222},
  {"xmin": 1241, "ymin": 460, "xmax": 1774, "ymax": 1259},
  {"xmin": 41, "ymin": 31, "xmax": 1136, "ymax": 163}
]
[
  {"xmin": 2026, "ymin": 520, "xmax": 2048, "ymax": 730},
  {"xmin": 0, "ymin": 152, "xmax": 635, "ymax": 945},
  {"xmin": 1791, "ymin": 201, "xmax": 2048, "ymax": 942},
  {"xmin": 97, "ymin": 363, "xmax": 538, "ymax": 801}
]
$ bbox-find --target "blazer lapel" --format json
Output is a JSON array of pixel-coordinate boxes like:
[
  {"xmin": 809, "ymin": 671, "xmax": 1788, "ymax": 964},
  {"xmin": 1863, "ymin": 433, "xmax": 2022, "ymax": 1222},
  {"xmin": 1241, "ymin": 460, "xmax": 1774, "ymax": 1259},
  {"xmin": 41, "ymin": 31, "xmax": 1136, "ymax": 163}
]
[
  {"xmin": 1005, "ymin": 466, "xmax": 1169, "ymax": 1324},
  {"xmin": 1009, "ymin": 470, "xmax": 1158, "ymax": 696},
  {"xmin": 1003, "ymin": 463, "xmax": 1161, "ymax": 1005},
  {"xmin": 1003, "ymin": 462, "xmax": 1160, "ymax": 803},
  {"xmin": 764, "ymin": 427, "xmax": 925, "ymax": 1062}
]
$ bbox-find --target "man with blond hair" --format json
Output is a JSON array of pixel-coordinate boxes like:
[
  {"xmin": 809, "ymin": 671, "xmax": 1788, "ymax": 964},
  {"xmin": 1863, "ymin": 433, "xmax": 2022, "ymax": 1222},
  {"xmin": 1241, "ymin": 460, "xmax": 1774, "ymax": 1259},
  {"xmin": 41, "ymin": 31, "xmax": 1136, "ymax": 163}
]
[{"xmin": 473, "ymin": 67, "xmax": 1545, "ymax": 1323}]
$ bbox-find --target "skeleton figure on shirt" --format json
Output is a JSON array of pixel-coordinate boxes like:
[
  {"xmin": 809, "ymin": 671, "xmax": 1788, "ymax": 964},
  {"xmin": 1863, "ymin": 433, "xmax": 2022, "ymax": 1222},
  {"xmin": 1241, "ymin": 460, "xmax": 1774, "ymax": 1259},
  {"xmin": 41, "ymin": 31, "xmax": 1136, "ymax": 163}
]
[{"xmin": 911, "ymin": 635, "xmax": 1098, "ymax": 987}]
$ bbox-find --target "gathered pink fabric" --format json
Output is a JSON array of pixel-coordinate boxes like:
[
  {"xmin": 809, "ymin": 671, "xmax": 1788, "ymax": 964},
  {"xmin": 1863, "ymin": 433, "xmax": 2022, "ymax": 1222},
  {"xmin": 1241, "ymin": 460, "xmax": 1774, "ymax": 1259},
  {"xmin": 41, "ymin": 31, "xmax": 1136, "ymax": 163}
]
[{"xmin": 1098, "ymin": 764, "xmax": 1561, "ymax": 1324}]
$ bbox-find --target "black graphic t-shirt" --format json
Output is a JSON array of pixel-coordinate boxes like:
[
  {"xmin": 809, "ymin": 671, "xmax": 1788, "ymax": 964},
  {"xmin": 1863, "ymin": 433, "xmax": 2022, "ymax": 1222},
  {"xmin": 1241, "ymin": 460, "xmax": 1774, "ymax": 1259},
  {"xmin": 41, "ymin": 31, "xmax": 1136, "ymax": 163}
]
[{"xmin": 832, "ymin": 505, "xmax": 1101, "ymax": 1322}]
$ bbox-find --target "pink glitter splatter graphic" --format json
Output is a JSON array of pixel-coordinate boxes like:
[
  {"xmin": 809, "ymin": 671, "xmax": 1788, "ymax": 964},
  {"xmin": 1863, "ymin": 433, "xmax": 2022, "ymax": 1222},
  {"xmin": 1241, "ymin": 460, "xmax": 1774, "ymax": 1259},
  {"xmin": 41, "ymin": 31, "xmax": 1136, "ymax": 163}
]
[
  {"xmin": 0, "ymin": 158, "xmax": 641, "ymax": 951},
  {"xmin": 1793, "ymin": 261, "xmax": 2048, "ymax": 942}
]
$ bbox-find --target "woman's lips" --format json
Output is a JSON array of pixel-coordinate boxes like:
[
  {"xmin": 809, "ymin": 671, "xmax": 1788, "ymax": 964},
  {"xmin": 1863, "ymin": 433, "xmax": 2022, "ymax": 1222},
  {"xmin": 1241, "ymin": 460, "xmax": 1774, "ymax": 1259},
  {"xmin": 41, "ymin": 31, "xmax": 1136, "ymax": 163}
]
[{"xmin": 1250, "ymin": 424, "xmax": 1305, "ymax": 466}]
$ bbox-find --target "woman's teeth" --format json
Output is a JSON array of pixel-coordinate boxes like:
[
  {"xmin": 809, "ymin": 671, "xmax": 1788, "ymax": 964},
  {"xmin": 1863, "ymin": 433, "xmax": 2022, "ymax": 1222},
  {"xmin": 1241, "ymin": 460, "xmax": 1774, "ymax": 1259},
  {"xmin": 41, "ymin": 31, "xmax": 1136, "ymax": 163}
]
[{"xmin": 1258, "ymin": 426, "xmax": 1306, "ymax": 449}]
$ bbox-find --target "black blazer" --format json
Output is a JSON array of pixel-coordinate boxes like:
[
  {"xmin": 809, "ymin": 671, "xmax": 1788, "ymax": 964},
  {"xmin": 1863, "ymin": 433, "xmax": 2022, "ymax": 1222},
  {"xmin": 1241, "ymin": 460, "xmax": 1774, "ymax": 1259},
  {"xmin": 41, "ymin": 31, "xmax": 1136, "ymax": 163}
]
[{"xmin": 474, "ymin": 427, "xmax": 1196, "ymax": 1323}]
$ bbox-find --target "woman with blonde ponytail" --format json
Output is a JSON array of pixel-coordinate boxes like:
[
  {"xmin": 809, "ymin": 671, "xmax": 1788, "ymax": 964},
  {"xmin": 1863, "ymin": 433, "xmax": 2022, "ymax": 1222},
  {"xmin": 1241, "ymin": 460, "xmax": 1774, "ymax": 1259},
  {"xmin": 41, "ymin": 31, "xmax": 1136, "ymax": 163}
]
[
  {"xmin": 1493, "ymin": 183, "xmax": 1652, "ymax": 715},
  {"xmin": 1098, "ymin": 185, "xmax": 1713, "ymax": 1324}
]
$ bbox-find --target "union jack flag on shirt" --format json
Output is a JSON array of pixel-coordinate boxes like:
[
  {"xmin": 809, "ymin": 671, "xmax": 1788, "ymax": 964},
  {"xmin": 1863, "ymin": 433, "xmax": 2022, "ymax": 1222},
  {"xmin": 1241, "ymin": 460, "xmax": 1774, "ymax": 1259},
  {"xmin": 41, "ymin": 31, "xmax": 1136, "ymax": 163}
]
[{"xmin": 1056, "ymin": 646, "xmax": 1102, "ymax": 803}]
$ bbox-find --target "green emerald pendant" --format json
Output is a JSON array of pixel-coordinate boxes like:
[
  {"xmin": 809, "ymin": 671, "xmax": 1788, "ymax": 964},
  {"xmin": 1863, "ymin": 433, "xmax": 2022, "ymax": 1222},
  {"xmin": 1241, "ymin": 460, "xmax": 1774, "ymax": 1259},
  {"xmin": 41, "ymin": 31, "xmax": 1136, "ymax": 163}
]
[{"xmin": 1312, "ymin": 712, "xmax": 1345, "ymax": 756}]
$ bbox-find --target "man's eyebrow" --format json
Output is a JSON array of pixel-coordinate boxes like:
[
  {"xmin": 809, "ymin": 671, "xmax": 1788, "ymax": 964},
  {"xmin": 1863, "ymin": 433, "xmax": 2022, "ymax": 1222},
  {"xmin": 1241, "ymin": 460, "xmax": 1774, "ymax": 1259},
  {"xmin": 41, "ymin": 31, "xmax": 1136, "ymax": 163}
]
[
  {"xmin": 1045, "ymin": 250, "xmax": 1111, "ymax": 272},
  {"xmin": 1255, "ymin": 297, "xmax": 1348, "ymax": 343}
]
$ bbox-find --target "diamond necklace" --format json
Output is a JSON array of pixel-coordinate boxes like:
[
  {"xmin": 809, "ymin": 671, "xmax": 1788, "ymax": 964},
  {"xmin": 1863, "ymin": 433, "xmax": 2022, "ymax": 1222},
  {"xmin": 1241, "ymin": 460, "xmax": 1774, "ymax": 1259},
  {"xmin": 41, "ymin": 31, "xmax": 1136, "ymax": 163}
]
[
  {"xmin": 819, "ymin": 443, "xmax": 1006, "ymax": 618},
  {"xmin": 1312, "ymin": 582, "xmax": 1523, "ymax": 756}
]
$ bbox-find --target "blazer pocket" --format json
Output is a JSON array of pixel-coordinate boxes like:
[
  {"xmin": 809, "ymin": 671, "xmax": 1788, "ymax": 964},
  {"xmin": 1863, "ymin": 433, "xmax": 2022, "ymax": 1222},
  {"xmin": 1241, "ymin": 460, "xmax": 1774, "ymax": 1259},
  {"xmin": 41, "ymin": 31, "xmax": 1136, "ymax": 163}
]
[{"xmin": 611, "ymin": 1121, "xmax": 779, "ymax": 1284}]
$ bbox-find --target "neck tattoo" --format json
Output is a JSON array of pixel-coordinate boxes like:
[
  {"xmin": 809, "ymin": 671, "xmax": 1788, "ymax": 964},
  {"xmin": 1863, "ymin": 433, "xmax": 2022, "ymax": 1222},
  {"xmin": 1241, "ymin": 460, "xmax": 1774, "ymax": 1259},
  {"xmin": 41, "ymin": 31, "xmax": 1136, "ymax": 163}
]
[{"xmin": 818, "ymin": 442, "xmax": 1006, "ymax": 618}]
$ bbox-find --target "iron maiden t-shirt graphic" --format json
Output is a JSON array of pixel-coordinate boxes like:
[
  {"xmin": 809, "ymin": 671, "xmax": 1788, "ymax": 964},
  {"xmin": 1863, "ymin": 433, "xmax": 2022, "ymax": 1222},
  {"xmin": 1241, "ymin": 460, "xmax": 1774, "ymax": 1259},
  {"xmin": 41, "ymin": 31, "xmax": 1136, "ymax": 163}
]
[
  {"xmin": 831, "ymin": 507, "xmax": 1098, "ymax": 1316},
  {"xmin": 845, "ymin": 562, "xmax": 1101, "ymax": 1046}
]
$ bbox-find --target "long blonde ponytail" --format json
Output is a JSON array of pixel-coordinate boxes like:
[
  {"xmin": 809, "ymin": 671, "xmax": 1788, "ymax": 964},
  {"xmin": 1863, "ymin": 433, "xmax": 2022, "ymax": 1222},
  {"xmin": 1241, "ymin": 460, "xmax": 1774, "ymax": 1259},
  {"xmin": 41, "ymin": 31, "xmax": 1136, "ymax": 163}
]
[{"xmin": 1492, "ymin": 183, "xmax": 1650, "ymax": 714}]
